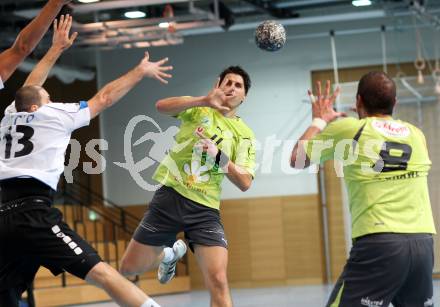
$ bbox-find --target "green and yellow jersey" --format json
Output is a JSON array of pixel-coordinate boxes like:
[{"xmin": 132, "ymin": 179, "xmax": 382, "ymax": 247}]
[
  {"xmin": 304, "ymin": 116, "xmax": 436, "ymax": 238},
  {"xmin": 153, "ymin": 106, "xmax": 256, "ymax": 210}
]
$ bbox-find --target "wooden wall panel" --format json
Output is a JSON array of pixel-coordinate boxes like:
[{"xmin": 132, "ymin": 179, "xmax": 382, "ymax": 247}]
[
  {"xmin": 222, "ymin": 200, "xmax": 252, "ymax": 285},
  {"xmin": 282, "ymin": 195, "xmax": 324, "ymax": 284},
  {"xmin": 187, "ymin": 194, "xmax": 324, "ymax": 289},
  {"xmin": 248, "ymin": 197, "xmax": 286, "ymax": 282}
]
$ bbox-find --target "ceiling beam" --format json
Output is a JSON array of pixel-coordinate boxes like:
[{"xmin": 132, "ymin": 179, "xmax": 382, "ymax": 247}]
[{"xmin": 72, "ymin": 0, "xmax": 200, "ymax": 14}]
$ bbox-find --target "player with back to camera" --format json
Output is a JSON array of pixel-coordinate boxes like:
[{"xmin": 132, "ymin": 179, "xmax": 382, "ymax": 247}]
[{"xmin": 0, "ymin": 15, "xmax": 172, "ymax": 307}]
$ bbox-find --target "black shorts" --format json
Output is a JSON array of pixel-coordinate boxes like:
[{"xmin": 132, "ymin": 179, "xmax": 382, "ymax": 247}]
[
  {"xmin": 0, "ymin": 197, "xmax": 102, "ymax": 295},
  {"xmin": 326, "ymin": 233, "xmax": 434, "ymax": 307},
  {"xmin": 133, "ymin": 185, "xmax": 227, "ymax": 252}
]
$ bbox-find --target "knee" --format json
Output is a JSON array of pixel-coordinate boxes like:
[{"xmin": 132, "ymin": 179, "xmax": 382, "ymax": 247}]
[
  {"xmin": 206, "ymin": 271, "xmax": 229, "ymax": 292},
  {"xmin": 86, "ymin": 262, "xmax": 115, "ymax": 287},
  {"xmin": 119, "ymin": 258, "xmax": 140, "ymax": 277}
]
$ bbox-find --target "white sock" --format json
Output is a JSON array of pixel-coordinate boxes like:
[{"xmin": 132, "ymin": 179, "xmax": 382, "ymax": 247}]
[
  {"xmin": 162, "ymin": 247, "xmax": 175, "ymax": 263},
  {"xmin": 141, "ymin": 298, "xmax": 161, "ymax": 307}
]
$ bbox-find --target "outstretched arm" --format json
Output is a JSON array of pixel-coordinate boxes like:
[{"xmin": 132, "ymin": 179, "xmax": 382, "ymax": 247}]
[
  {"xmin": 88, "ymin": 52, "xmax": 172, "ymax": 119},
  {"xmin": 156, "ymin": 78, "xmax": 231, "ymax": 116},
  {"xmin": 0, "ymin": 0, "xmax": 71, "ymax": 82},
  {"xmin": 24, "ymin": 15, "xmax": 77, "ymax": 87}
]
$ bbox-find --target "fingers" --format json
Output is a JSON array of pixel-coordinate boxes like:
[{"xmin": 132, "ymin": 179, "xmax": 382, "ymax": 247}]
[
  {"xmin": 307, "ymin": 90, "xmax": 316, "ymax": 103},
  {"xmin": 65, "ymin": 15, "xmax": 73, "ymax": 32},
  {"xmin": 59, "ymin": 15, "xmax": 65, "ymax": 30},
  {"xmin": 214, "ymin": 78, "xmax": 220, "ymax": 90},
  {"xmin": 69, "ymin": 32, "xmax": 78, "ymax": 44},
  {"xmin": 195, "ymin": 128, "xmax": 207, "ymax": 139},
  {"xmin": 156, "ymin": 76, "xmax": 169, "ymax": 84},
  {"xmin": 144, "ymin": 51, "xmax": 150, "ymax": 61},
  {"xmin": 159, "ymin": 65, "xmax": 173, "ymax": 72},
  {"xmin": 329, "ymin": 86, "xmax": 340, "ymax": 104},
  {"xmin": 315, "ymin": 81, "xmax": 322, "ymax": 98},
  {"xmin": 158, "ymin": 71, "xmax": 172, "ymax": 79},
  {"xmin": 156, "ymin": 57, "xmax": 169, "ymax": 66},
  {"xmin": 53, "ymin": 19, "xmax": 58, "ymax": 31},
  {"xmin": 55, "ymin": 14, "xmax": 73, "ymax": 33},
  {"xmin": 324, "ymin": 80, "xmax": 331, "ymax": 97}
]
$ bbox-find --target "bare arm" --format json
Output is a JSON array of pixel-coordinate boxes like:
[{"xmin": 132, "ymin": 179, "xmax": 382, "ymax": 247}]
[
  {"xmin": 290, "ymin": 127, "xmax": 320, "ymax": 169},
  {"xmin": 224, "ymin": 162, "xmax": 253, "ymax": 191},
  {"xmin": 24, "ymin": 15, "xmax": 77, "ymax": 87},
  {"xmin": 156, "ymin": 79, "xmax": 230, "ymax": 116},
  {"xmin": 88, "ymin": 52, "xmax": 172, "ymax": 119},
  {"xmin": 0, "ymin": 0, "xmax": 71, "ymax": 82},
  {"xmin": 290, "ymin": 80, "xmax": 344, "ymax": 169},
  {"xmin": 156, "ymin": 96, "xmax": 207, "ymax": 116}
]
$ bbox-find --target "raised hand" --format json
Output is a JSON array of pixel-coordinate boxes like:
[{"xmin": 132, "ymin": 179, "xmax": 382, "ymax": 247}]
[
  {"xmin": 137, "ymin": 52, "xmax": 173, "ymax": 84},
  {"xmin": 52, "ymin": 15, "xmax": 78, "ymax": 51},
  {"xmin": 309, "ymin": 80, "xmax": 345, "ymax": 123},
  {"xmin": 205, "ymin": 78, "xmax": 231, "ymax": 113}
]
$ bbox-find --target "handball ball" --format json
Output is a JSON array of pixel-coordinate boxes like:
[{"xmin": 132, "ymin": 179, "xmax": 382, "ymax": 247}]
[{"xmin": 255, "ymin": 20, "xmax": 286, "ymax": 52}]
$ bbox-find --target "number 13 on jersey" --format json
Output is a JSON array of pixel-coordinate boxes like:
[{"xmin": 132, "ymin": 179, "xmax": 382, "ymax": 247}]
[{"xmin": 1, "ymin": 125, "xmax": 35, "ymax": 159}]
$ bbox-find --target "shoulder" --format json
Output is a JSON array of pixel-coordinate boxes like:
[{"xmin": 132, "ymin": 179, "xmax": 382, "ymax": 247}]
[
  {"xmin": 234, "ymin": 117, "xmax": 255, "ymax": 139},
  {"xmin": 45, "ymin": 102, "xmax": 88, "ymax": 113},
  {"xmin": 323, "ymin": 117, "xmax": 364, "ymax": 137},
  {"xmin": 328, "ymin": 117, "xmax": 363, "ymax": 129}
]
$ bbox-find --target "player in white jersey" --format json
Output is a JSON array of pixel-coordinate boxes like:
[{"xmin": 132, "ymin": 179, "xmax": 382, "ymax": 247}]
[
  {"xmin": 0, "ymin": 16, "xmax": 172, "ymax": 307},
  {"xmin": 0, "ymin": 0, "xmax": 72, "ymax": 87}
]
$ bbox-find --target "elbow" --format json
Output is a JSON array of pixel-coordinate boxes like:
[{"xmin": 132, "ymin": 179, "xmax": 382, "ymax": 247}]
[
  {"xmin": 239, "ymin": 178, "xmax": 252, "ymax": 192},
  {"xmin": 12, "ymin": 36, "xmax": 33, "ymax": 57},
  {"xmin": 97, "ymin": 92, "xmax": 112, "ymax": 108},
  {"xmin": 155, "ymin": 99, "xmax": 166, "ymax": 113},
  {"xmin": 290, "ymin": 153, "xmax": 308, "ymax": 169}
]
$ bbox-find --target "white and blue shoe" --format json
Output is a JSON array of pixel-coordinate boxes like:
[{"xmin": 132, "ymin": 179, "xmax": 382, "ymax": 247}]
[{"xmin": 158, "ymin": 239, "xmax": 187, "ymax": 284}]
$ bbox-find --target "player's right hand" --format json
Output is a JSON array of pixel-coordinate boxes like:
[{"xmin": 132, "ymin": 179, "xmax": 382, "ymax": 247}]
[
  {"xmin": 205, "ymin": 78, "xmax": 231, "ymax": 114},
  {"xmin": 308, "ymin": 80, "xmax": 346, "ymax": 123}
]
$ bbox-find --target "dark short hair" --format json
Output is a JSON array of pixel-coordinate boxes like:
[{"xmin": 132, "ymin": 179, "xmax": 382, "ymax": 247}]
[
  {"xmin": 219, "ymin": 66, "xmax": 251, "ymax": 95},
  {"xmin": 357, "ymin": 71, "xmax": 396, "ymax": 115},
  {"xmin": 15, "ymin": 86, "xmax": 43, "ymax": 112}
]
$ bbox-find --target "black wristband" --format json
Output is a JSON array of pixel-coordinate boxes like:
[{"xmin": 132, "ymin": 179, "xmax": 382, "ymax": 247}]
[{"xmin": 215, "ymin": 150, "xmax": 230, "ymax": 169}]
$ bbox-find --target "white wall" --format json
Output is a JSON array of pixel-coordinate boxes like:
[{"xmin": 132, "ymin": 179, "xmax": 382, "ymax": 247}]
[{"xmin": 96, "ymin": 16, "xmax": 436, "ymax": 205}]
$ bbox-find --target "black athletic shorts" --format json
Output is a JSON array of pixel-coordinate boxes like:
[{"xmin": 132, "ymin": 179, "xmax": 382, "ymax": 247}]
[
  {"xmin": 133, "ymin": 185, "xmax": 228, "ymax": 252},
  {"xmin": 326, "ymin": 233, "xmax": 434, "ymax": 307},
  {"xmin": 0, "ymin": 192, "xmax": 101, "ymax": 306}
]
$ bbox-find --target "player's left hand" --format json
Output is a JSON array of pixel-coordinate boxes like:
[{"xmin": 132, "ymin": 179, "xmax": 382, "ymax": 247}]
[
  {"xmin": 308, "ymin": 80, "xmax": 346, "ymax": 123},
  {"xmin": 194, "ymin": 127, "xmax": 219, "ymax": 158},
  {"xmin": 137, "ymin": 52, "xmax": 173, "ymax": 84},
  {"xmin": 52, "ymin": 15, "xmax": 78, "ymax": 51}
]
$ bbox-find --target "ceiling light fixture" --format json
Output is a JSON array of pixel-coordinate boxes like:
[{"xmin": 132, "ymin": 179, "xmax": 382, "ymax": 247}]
[
  {"xmin": 159, "ymin": 22, "xmax": 170, "ymax": 28},
  {"xmin": 352, "ymin": 0, "xmax": 372, "ymax": 7},
  {"xmin": 124, "ymin": 11, "xmax": 146, "ymax": 19},
  {"xmin": 78, "ymin": 0, "xmax": 100, "ymax": 3}
]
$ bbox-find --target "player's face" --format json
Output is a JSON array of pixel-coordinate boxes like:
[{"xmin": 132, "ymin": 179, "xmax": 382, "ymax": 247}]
[{"xmin": 220, "ymin": 73, "xmax": 246, "ymax": 109}]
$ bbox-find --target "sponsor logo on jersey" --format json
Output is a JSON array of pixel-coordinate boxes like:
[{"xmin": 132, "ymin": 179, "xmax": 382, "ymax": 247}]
[
  {"xmin": 372, "ymin": 120, "xmax": 410, "ymax": 138},
  {"xmin": 361, "ymin": 297, "xmax": 384, "ymax": 307}
]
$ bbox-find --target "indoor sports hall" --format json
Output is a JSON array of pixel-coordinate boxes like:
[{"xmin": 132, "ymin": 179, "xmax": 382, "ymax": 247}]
[{"xmin": 0, "ymin": 1, "xmax": 439, "ymax": 307}]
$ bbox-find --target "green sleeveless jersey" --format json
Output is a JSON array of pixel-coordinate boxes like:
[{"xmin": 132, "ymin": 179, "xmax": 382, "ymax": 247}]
[{"xmin": 304, "ymin": 117, "xmax": 436, "ymax": 238}]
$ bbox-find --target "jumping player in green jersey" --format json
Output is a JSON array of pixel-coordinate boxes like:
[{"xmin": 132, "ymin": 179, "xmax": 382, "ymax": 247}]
[{"xmin": 120, "ymin": 66, "xmax": 256, "ymax": 307}]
